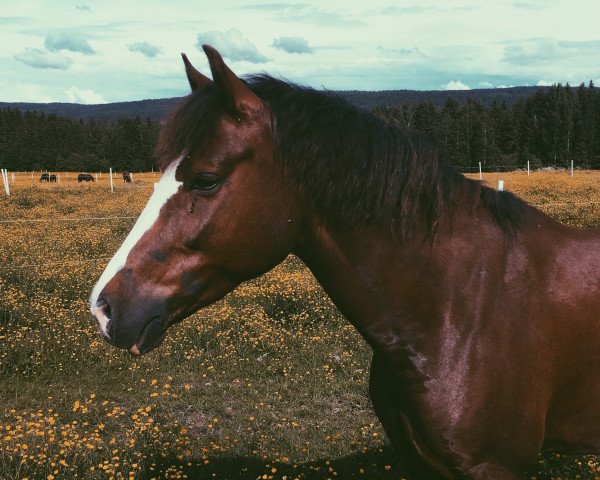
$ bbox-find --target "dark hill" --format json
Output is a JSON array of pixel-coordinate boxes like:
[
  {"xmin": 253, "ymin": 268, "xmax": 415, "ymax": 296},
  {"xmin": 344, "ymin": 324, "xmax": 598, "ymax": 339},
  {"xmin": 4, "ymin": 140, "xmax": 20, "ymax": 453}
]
[
  {"xmin": 0, "ymin": 86, "xmax": 546, "ymax": 122},
  {"xmin": 339, "ymin": 86, "xmax": 547, "ymax": 110},
  {"xmin": 0, "ymin": 97, "xmax": 181, "ymax": 122}
]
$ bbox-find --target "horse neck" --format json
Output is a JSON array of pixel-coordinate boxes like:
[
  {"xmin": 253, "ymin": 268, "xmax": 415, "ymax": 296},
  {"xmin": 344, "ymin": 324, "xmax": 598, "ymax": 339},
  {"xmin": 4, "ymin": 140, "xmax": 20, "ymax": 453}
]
[{"xmin": 293, "ymin": 205, "xmax": 503, "ymax": 356}]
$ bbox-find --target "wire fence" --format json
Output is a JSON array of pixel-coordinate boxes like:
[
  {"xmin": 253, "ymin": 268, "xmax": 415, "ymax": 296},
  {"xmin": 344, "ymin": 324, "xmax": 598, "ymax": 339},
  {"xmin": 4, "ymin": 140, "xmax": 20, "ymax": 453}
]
[
  {"xmin": 2, "ymin": 203, "xmax": 597, "ymax": 227},
  {"xmin": 2, "ymin": 170, "xmax": 148, "ymax": 270},
  {"xmin": 0, "ymin": 168, "xmax": 598, "ymax": 272},
  {"xmin": 3, "ymin": 257, "xmax": 113, "ymax": 269},
  {"xmin": 0, "ymin": 215, "xmax": 138, "ymax": 224},
  {"xmin": 0, "ymin": 170, "xmax": 159, "ymax": 196},
  {"xmin": 457, "ymin": 163, "xmax": 600, "ymax": 173},
  {"xmin": 0, "ymin": 200, "xmax": 598, "ymax": 271},
  {"xmin": 0, "ymin": 215, "xmax": 139, "ymax": 270}
]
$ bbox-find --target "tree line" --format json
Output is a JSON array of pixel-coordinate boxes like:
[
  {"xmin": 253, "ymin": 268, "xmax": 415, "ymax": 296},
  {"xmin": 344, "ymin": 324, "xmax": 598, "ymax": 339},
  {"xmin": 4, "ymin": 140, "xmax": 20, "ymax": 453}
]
[
  {"xmin": 0, "ymin": 112, "xmax": 159, "ymax": 173},
  {"xmin": 374, "ymin": 81, "xmax": 600, "ymax": 170},
  {"xmin": 0, "ymin": 82, "xmax": 598, "ymax": 173}
]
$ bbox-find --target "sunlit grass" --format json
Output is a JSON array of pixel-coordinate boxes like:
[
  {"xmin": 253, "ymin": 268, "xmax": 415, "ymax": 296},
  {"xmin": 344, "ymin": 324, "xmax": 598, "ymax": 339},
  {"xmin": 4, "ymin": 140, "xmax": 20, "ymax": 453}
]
[{"xmin": 0, "ymin": 170, "xmax": 598, "ymax": 479}]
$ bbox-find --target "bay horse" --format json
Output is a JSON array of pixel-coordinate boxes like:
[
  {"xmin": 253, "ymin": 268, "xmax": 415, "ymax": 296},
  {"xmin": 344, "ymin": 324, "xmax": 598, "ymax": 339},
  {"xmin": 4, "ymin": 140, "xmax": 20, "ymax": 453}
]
[
  {"xmin": 90, "ymin": 45, "xmax": 600, "ymax": 479},
  {"xmin": 123, "ymin": 171, "xmax": 132, "ymax": 183}
]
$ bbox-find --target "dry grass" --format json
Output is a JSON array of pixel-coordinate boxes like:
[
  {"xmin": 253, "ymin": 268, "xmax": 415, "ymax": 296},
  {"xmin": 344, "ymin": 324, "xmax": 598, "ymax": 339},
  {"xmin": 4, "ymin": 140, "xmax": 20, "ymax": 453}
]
[{"xmin": 0, "ymin": 170, "xmax": 598, "ymax": 479}]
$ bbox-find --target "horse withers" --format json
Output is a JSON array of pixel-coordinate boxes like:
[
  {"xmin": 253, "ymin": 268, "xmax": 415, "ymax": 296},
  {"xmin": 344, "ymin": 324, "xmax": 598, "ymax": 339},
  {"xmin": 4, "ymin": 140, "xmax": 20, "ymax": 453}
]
[{"xmin": 89, "ymin": 46, "xmax": 600, "ymax": 479}]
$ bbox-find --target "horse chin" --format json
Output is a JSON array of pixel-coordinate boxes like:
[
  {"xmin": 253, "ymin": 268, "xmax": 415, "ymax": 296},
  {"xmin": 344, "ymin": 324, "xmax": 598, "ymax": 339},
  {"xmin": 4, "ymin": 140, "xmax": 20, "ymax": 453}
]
[{"xmin": 128, "ymin": 317, "xmax": 168, "ymax": 356}]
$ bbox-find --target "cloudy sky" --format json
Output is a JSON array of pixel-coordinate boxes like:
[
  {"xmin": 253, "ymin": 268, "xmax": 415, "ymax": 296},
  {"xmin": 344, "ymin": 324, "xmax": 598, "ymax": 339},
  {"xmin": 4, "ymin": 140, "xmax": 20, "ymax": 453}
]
[{"xmin": 2, "ymin": 1, "xmax": 599, "ymax": 104}]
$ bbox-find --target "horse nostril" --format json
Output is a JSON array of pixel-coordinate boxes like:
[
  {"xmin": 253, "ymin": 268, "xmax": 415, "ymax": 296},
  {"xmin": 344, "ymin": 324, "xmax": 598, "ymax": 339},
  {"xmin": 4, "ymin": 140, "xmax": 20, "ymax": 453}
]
[
  {"xmin": 96, "ymin": 298, "xmax": 112, "ymax": 320},
  {"xmin": 94, "ymin": 297, "xmax": 114, "ymax": 339}
]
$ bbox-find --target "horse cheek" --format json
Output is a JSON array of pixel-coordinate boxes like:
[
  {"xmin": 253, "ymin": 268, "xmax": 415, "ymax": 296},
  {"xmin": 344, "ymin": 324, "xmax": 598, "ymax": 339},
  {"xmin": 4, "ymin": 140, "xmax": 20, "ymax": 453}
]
[{"xmin": 224, "ymin": 197, "xmax": 298, "ymax": 278}]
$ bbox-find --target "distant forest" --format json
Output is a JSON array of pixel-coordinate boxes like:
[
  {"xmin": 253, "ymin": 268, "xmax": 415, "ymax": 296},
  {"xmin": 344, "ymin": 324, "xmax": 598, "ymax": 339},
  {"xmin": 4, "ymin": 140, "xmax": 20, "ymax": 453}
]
[
  {"xmin": 0, "ymin": 82, "xmax": 598, "ymax": 172},
  {"xmin": 0, "ymin": 112, "xmax": 160, "ymax": 173},
  {"xmin": 374, "ymin": 81, "xmax": 600, "ymax": 171}
]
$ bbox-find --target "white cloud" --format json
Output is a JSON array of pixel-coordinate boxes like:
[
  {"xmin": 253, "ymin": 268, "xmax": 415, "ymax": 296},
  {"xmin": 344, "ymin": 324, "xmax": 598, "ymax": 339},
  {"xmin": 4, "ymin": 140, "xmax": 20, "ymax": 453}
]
[
  {"xmin": 242, "ymin": 3, "xmax": 364, "ymax": 27},
  {"xmin": 45, "ymin": 32, "xmax": 95, "ymax": 55},
  {"xmin": 66, "ymin": 86, "xmax": 105, "ymax": 104},
  {"xmin": 377, "ymin": 46, "xmax": 426, "ymax": 58},
  {"xmin": 503, "ymin": 38, "xmax": 558, "ymax": 66},
  {"xmin": 2, "ymin": 1, "xmax": 600, "ymax": 102},
  {"xmin": 443, "ymin": 80, "xmax": 470, "ymax": 90},
  {"xmin": 537, "ymin": 80, "xmax": 555, "ymax": 86},
  {"xmin": 128, "ymin": 41, "xmax": 162, "ymax": 58},
  {"xmin": 273, "ymin": 36, "xmax": 313, "ymax": 54},
  {"xmin": 14, "ymin": 48, "xmax": 73, "ymax": 70},
  {"xmin": 195, "ymin": 29, "xmax": 268, "ymax": 63},
  {"xmin": 502, "ymin": 38, "xmax": 600, "ymax": 68}
]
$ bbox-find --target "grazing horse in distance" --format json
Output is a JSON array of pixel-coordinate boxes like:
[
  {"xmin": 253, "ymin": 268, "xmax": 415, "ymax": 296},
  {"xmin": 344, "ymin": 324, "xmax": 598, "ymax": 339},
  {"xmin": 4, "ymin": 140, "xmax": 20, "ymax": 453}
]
[
  {"xmin": 123, "ymin": 171, "xmax": 132, "ymax": 183},
  {"xmin": 40, "ymin": 173, "xmax": 57, "ymax": 182},
  {"xmin": 78, "ymin": 173, "xmax": 94, "ymax": 182},
  {"xmin": 89, "ymin": 46, "xmax": 600, "ymax": 479}
]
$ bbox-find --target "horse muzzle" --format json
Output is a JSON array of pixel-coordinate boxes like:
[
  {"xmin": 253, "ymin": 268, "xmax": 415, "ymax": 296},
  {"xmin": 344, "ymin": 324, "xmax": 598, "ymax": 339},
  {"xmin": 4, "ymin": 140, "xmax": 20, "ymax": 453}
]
[{"xmin": 91, "ymin": 293, "xmax": 169, "ymax": 356}]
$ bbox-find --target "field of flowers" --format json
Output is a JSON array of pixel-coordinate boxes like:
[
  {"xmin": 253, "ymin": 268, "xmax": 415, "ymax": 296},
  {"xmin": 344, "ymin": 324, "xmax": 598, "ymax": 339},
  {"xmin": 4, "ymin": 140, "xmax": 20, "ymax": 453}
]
[{"xmin": 0, "ymin": 170, "xmax": 598, "ymax": 480}]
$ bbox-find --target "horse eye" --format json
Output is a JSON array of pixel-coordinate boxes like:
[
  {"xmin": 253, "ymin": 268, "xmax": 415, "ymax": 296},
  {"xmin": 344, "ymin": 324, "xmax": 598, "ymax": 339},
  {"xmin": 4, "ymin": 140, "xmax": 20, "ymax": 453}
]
[{"xmin": 187, "ymin": 174, "xmax": 220, "ymax": 193}]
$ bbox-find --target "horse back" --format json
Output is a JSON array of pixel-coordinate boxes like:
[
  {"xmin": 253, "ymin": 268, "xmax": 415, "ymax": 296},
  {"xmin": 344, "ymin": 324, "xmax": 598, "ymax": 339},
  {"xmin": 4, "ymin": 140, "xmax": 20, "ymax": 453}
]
[
  {"xmin": 420, "ymin": 205, "xmax": 600, "ymax": 458},
  {"xmin": 512, "ymin": 211, "xmax": 600, "ymax": 452}
]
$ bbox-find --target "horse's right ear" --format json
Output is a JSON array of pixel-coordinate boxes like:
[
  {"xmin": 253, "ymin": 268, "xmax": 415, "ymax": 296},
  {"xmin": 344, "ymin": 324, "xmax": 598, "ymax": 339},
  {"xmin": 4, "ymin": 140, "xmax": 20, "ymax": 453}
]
[
  {"xmin": 202, "ymin": 44, "xmax": 263, "ymax": 119},
  {"xmin": 181, "ymin": 53, "xmax": 212, "ymax": 92}
]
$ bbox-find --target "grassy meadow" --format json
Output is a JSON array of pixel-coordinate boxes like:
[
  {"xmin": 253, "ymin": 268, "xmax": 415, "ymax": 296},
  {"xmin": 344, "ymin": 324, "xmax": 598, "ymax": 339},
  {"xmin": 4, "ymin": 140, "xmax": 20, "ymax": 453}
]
[{"xmin": 0, "ymin": 170, "xmax": 599, "ymax": 480}]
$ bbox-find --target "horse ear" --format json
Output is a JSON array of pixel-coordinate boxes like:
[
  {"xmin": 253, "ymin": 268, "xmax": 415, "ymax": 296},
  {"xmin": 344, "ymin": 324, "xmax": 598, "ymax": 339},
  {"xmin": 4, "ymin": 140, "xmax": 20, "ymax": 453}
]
[
  {"xmin": 202, "ymin": 44, "xmax": 263, "ymax": 119},
  {"xmin": 181, "ymin": 53, "xmax": 212, "ymax": 91}
]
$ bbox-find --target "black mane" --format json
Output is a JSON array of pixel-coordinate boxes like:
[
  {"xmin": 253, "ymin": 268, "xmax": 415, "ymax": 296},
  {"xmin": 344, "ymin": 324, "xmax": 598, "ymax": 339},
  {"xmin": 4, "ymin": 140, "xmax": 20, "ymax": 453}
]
[{"xmin": 157, "ymin": 75, "xmax": 524, "ymax": 239}]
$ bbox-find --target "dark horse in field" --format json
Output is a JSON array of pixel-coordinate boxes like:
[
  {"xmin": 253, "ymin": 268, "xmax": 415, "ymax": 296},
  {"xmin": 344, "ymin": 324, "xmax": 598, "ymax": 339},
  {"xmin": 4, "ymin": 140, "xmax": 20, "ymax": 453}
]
[
  {"xmin": 90, "ymin": 46, "xmax": 600, "ymax": 479},
  {"xmin": 123, "ymin": 171, "xmax": 132, "ymax": 183},
  {"xmin": 78, "ymin": 173, "xmax": 94, "ymax": 182},
  {"xmin": 40, "ymin": 173, "xmax": 57, "ymax": 182}
]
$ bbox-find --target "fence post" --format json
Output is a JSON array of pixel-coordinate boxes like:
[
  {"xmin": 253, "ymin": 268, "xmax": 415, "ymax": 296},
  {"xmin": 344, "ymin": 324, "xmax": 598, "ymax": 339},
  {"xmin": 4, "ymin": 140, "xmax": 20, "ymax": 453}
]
[
  {"xmin": 1, "ymin": 169, "xmax": 10, "ymax": 196},
  {"xmin": 527, "ymin": 160, "xmax": 530, "ymax": 176},
  {"xmin": 570, "ymin": 160, "xmax": 574, "ymax": 177},
  {"xmin": 478, "ymin": 162, "xmax": 482, "ymax": 180},
  {"xmin": 498, "ymin": 180, "xmax": 504, "ymax": 191},
  {"xmin": 109, "ymin": 167, "xmax": 114, "ymax": 193}
]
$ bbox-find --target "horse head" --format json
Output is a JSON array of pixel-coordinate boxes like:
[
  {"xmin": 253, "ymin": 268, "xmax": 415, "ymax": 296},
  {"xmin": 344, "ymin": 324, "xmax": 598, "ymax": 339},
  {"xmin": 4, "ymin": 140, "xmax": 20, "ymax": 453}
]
[{"xmin": 90, "ymin": 46, "xmax": 301, "ymax": 355}]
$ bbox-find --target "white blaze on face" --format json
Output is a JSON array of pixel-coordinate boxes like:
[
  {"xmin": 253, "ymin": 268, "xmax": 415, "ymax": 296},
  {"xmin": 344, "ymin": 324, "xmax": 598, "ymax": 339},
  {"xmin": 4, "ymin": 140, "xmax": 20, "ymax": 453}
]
[{"xmin": 90, "ymin": 157, "xmax": 184, "ymax": 336}]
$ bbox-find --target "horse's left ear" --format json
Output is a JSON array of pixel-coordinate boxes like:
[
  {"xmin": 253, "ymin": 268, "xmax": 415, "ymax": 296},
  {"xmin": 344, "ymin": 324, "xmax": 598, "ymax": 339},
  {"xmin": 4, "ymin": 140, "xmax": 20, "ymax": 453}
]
[{"xmin": 202, "ymin": 44, "xmax": 263, "ymax": 119}]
